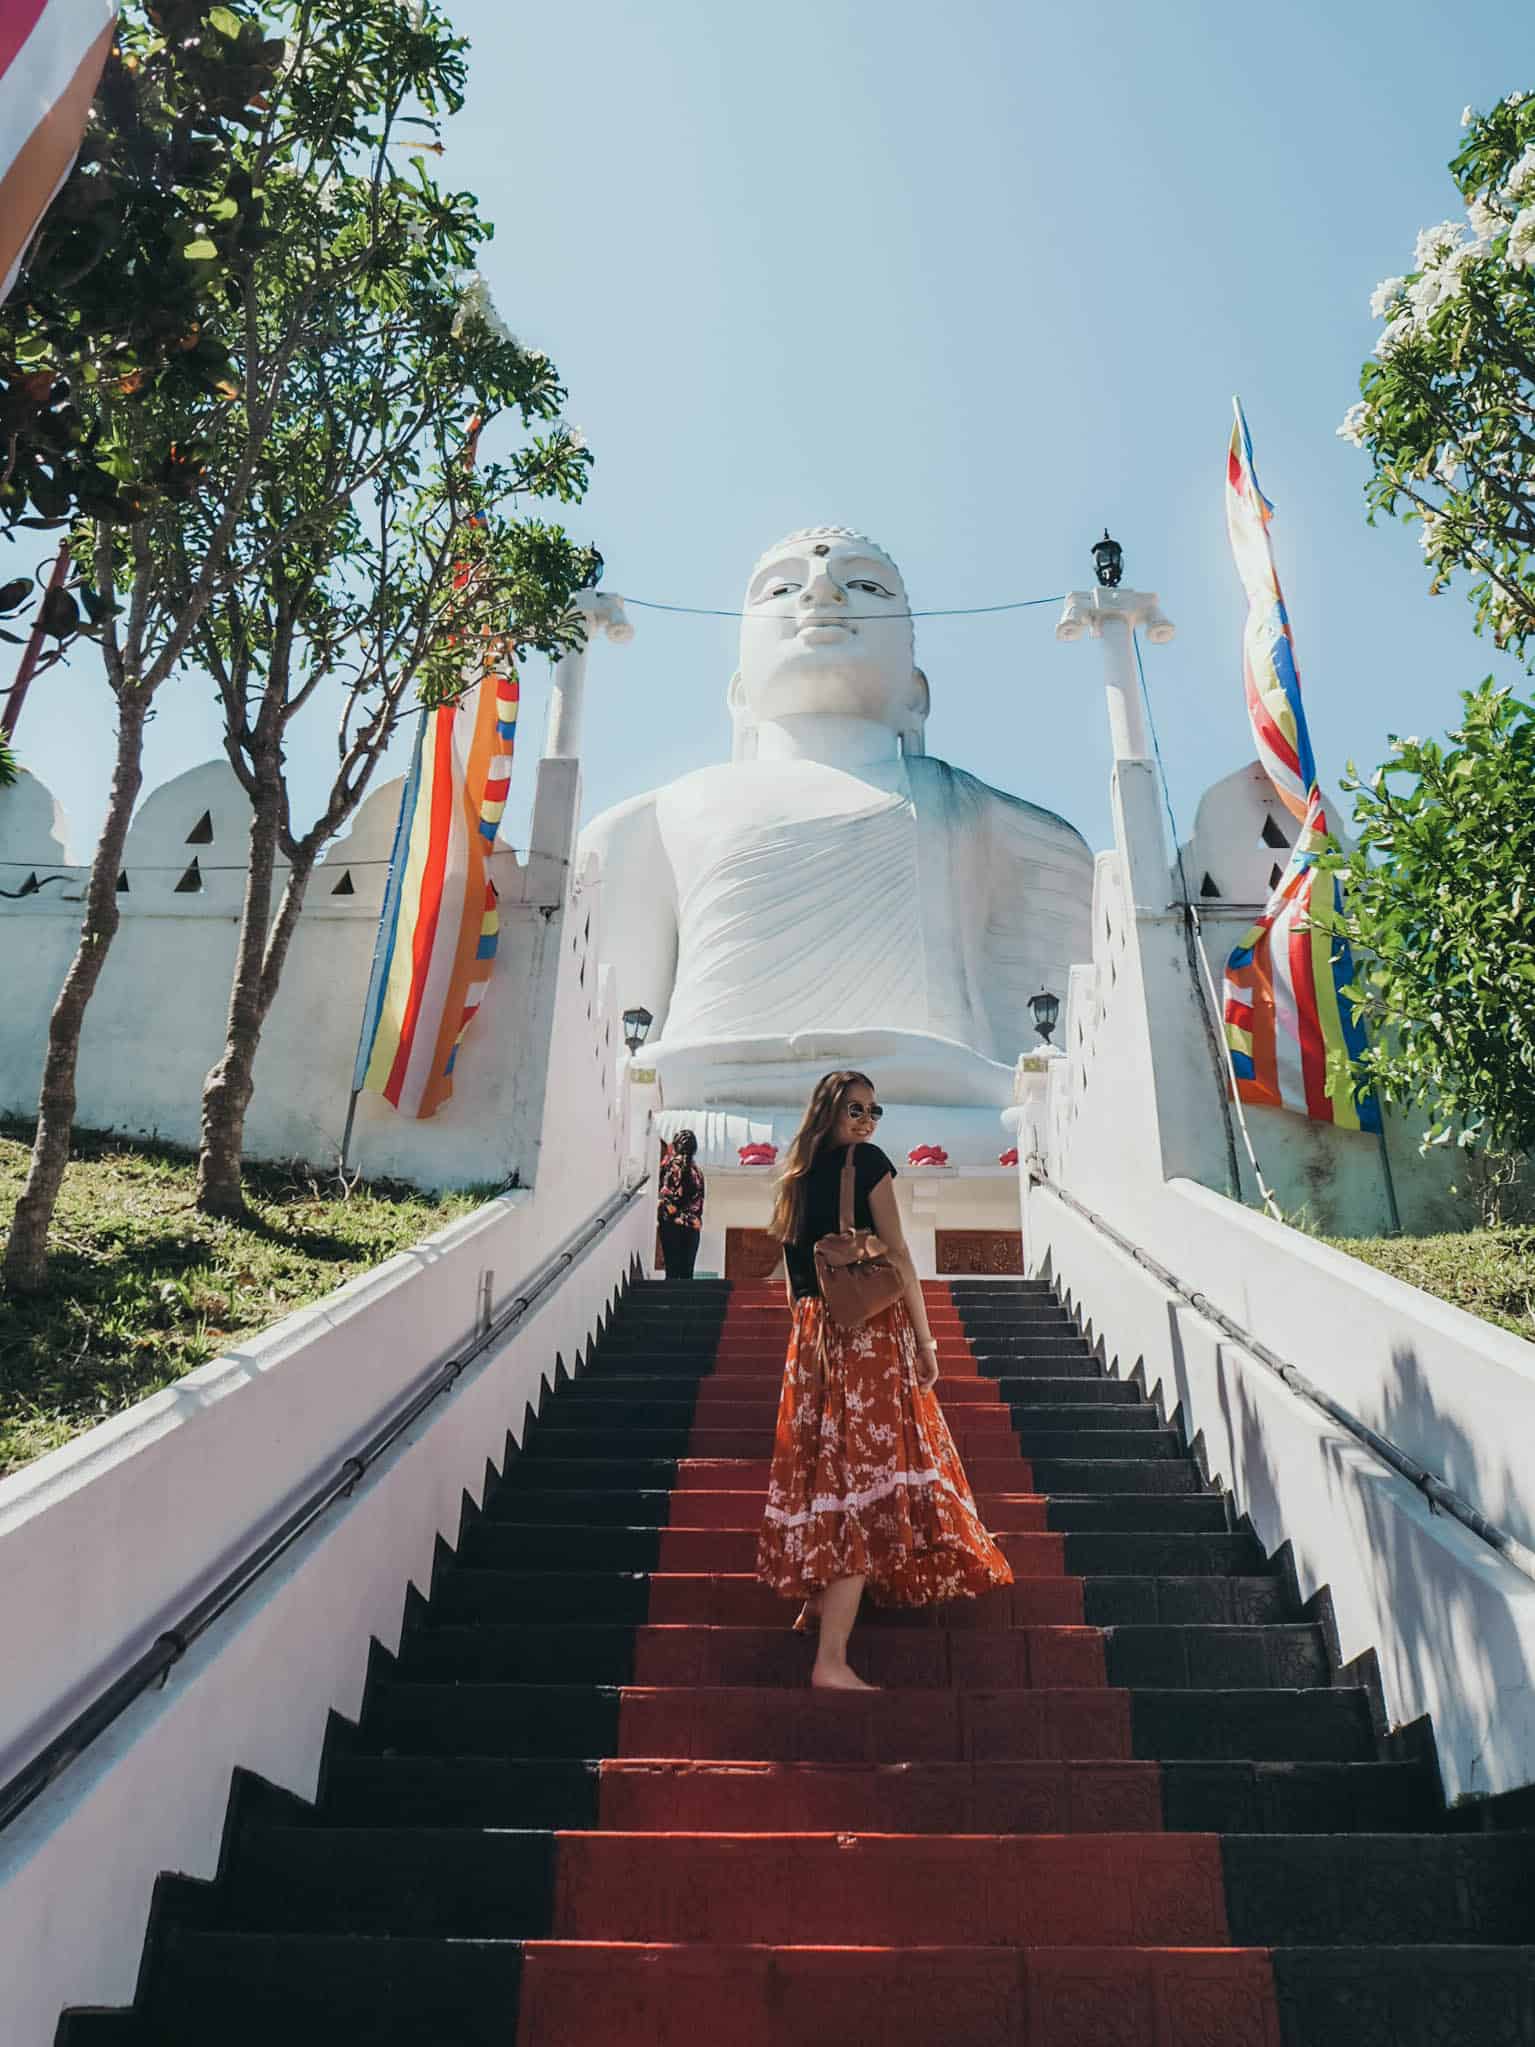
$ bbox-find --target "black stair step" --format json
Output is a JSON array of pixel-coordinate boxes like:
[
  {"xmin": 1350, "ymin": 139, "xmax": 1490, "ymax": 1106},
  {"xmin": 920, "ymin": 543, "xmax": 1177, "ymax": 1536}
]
[
  {"xmin": 498, "ymin": 1455, "xmax": 683, "ymax": 1488},
  {"xmin": 1081, "ymin": 1575, "xmax": 1289, "ymax": 1626},
  {"xmin": 1105, "ymin": 1624, "xmax": 1329, "ymax": 1690},
  {"xmin": 1223, "ymin": 1834, "xmax": 1535, "ymax": 1946},
  {"xmin": 1064, "ymin": 1530, "xmax": 1270, "ymax": 1576},
  {"xmin": 142, "ymin": 1930, "xmax": 522, "ymax": 2046},
  {"xmin": 480, "ymin": 1491, "xmax": 1233, "ymax": 1536},
  {"xmin": 1163, "ymin": 1760, "xmax": 1441, "ymax": 1835},
  {"xmin": 1011, "ymin": 1427, "xmax": 1184, "ymax": 1459},
  {"xmin": 1026, "ymin": 1458, "xmax": 1204, "ymax": 1495},
  {"xmin": 361, "ymin": 1682, "xmax": 622, "ymax": 1759},
  {"xmin": 488, "ymin": 1487, "xmax": 675, "ymax": 1527},
  {"xmin": 522, "ymin": 1429, "xmax": 706, "ymax": 1458},
  {"xmin": 319, "ymin": 1757, "xmax": 601, "ymax": 1829},
  {"xmin": 1131, "ymin": 1687, "xmax": 1375, "ymax": 1762},
  {"xmin": 397, "ymin": 1621, "xmax": 1326, "ymax": 1692},
  {"xmin": 458, "ymin": 1523, "xmax": 664, "ymax": 1573},
  {"xmin": 432, "ymin": 1569, "xmax": 654, "ymax": 1625},
  {"xmin": 398, "ymin": 1623, "xmax": 640, "ymax": 1685},
  {"xmin": 224, "ymin": 1827, "xmax": 556, "ymax": 1938},
  {"xmin": 979, "ymin": 1356, "xmax": 1111, "ymax": 1382},
  {"xmin": 535, "ymin": 1396, "xmax": 704, "ymax": 1425},
  {"xmin": 968, "ymin": 1336, "xmax": 1092, "ymax": 1355},
  {"xmin": 1000, "ymin": 1378, "xmax": 1143, "ymax": 1405},
  {"xmin": 1270, "ymin": 1945, "xmax": 1535, "ymax": 2045},
  {"xmin": 55, "ymin": 2019, "xmax": 143, "ymax": 2045},
  {"xmin": 1008, "ymin": 1402, "xmax": 1162, "ymax": 1429},
  {"xmin": 1045, "ymin": 1496, "xmax": 1233, "ymax": 1532}
]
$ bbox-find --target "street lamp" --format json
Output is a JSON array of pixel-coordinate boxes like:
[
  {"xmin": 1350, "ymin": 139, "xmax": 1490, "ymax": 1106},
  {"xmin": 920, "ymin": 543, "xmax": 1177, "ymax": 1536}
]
[
  {"xmin": 621, "ymin": 1004, "xmax": 653, "ymax": 1055},
  {"xmin": 1091, "ymin": 531, "xmax": 1123, "ymax": 589},
  {"xmin": 1027, "ymin": 987, "xmax": 1060, "ymax": 1044}
]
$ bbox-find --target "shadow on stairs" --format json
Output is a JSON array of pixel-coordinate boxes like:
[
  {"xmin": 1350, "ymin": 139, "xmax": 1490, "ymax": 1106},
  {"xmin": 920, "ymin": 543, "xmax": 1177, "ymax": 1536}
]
[{"xmin": 58, "ymin": 1278, "xmax": 1535, "ymax": 2045}]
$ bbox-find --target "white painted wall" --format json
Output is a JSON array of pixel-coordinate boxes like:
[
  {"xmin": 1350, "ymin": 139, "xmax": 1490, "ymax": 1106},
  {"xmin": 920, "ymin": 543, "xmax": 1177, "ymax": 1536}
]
[
  {"xmin": 0, "ymin": 1180, "xmax": 654, "ymax": 2047},
  {"xmin": 1024, "ymin": 741, "xmax": 1535, "ymax": 1802},
  {"xmin": 0, "ymin": 756, "xmax": 622, "ymax": 1193},
  {"xmin": 1031, "ymin": 1180, "xmax": 1535, "ymax": 1804}
]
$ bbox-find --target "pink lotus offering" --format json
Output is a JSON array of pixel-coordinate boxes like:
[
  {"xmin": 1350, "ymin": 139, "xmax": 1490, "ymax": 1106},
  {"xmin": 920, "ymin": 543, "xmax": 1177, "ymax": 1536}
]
[
  {"xmin": 998, "ymin": 1146, "xmax": 1019, "ymax": 1167},
  {"xmin": 737, "ymin": 1142, "xmax": 778, "ymax": 1166},
  {"xmin": 906, "ymin": 1144, "xmax": 949, "ymax": 1167}
]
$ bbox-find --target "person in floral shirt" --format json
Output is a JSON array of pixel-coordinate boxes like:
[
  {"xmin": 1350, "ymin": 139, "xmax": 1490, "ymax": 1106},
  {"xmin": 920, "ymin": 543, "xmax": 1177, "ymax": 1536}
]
[
  {"xmin": 756, "ymin": 1070, "xmax": 1012, "ymax": 1688},
  {"xmin": 656, "ymin": 1128, "xmax": 705, "ymax": 1280}
]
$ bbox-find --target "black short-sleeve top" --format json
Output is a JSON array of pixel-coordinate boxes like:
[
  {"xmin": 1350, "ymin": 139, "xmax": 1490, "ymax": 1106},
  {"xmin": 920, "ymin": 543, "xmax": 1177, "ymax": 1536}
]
[{"xmin": 781, "ymin": 1142, "xmax": 898, "ymax": 1301}]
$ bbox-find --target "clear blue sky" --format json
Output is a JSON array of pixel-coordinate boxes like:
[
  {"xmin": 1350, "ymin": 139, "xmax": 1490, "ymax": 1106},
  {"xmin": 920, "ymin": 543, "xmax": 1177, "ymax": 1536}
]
[{"xmin": 14, "ymin": 0, "xmax": 1532, "ymax": 863}]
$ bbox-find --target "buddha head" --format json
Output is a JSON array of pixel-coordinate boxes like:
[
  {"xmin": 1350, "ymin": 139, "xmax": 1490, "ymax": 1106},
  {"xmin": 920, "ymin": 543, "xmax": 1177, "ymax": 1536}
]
[{"xmin": 729, "ymin": 526, "xmax": 929, "ymax": 759}]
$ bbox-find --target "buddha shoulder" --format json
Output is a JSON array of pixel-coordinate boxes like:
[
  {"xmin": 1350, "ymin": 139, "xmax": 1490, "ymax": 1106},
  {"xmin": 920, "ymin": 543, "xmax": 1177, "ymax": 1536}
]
[{"xmin": 908, "ymin": 755, "xmax": 1092, "ymax": 859}]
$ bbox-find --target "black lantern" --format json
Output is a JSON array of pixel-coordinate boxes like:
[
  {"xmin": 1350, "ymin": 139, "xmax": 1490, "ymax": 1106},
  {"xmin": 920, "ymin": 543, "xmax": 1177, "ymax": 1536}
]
[
  {"xmin": 622, "ymin": 1004, "xmax": 653, "ymax": 1054},
  {"xmin": 1091, "ymin": 531, "xmax": 1123, "ymax": 589},
  {"xmin": 1027, "ymin": 987, "xmax": 1060, "ymax": 1044}
]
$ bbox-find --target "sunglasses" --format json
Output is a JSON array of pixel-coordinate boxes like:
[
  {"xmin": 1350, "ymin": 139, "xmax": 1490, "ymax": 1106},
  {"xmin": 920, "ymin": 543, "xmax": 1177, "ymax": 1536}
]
[{"xmin": 844, "ymin": 1102, "xmax": 883, "ymax": 1122}]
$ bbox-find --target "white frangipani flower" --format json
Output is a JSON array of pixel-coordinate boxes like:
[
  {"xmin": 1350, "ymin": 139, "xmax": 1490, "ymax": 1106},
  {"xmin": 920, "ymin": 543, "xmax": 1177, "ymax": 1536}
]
[
  {"xmin": 1468, "ymin": 196, "xmax": 1505, "ymax": 243},
  {"xmin": 1462, "ymin": 105, "xmax": 1476, "ymax": 128},
  {"xmin": 1414, "ymin": 220, "xmax": 1466, "ymax": 269},
  {"xmin": 1336, "ymin": 401, "xmax": 1371, "ymax": 447},
  {"xmin": 451, "ymin": 270, "xmax": 519, "ymax": 347},
  {"xmin": 1370, "ymin": 276, "xmax": 1405, "ymax": 319},
  {"xmin": 1504, "ymin": 143, "xmax": 1535, "ymax": 202}
]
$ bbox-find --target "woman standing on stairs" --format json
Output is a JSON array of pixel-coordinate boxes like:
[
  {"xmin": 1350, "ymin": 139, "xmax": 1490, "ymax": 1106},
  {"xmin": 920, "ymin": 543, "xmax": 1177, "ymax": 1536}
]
[
  {"xmin": 756, "ymin": 1070, "xmax": 1013, "ymax": 1689},
  {"xmin": 656, "ymin": 1128, "xmax": 705, "ymax": 1281}
]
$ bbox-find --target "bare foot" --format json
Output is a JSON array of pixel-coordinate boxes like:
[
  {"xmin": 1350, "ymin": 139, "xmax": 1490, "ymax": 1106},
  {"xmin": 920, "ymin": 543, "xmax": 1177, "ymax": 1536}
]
[{"xmin": 810, "ymin": 1660, "xmax": 880, "ymax": 1691}]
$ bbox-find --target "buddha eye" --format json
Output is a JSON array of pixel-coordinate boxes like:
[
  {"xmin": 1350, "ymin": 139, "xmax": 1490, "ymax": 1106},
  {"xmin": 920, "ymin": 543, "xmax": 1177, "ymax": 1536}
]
[
  {"xmin": 848, "ymin": 579, "xmax": 894, "ymax": 598},
  {"xmin": 766, "ymin": 581, "xmax": 800, "ymax": 600}
]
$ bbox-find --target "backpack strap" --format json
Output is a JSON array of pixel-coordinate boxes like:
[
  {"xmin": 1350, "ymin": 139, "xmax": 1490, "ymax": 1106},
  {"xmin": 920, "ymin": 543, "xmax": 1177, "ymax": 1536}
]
[{"xmin": 839, "ymin": 1144, "xmax": 857, "ymax": 1235}]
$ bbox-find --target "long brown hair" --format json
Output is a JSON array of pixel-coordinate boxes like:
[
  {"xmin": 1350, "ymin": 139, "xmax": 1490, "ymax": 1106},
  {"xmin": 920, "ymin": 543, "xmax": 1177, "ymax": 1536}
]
[{"xmin": 767, "ymin": 1069, "xmax": 874, "ymax": 1243}]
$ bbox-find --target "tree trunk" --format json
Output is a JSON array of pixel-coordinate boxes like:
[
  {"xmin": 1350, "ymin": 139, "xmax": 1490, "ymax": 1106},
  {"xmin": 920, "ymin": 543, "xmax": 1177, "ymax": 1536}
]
[
  {"xmin": 2, "ymin": 690, "xmax": 150, "ymax": 1293},
  {"xmin": 195, "ymin": 814, "xmax": 316, "ymax": 1216}
]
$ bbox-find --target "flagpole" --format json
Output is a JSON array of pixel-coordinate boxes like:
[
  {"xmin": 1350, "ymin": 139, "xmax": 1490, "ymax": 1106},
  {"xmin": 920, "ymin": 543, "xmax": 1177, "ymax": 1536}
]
[{"xmin": 340, "ymin": 707, "xmax": 427, "ymax": 1172}]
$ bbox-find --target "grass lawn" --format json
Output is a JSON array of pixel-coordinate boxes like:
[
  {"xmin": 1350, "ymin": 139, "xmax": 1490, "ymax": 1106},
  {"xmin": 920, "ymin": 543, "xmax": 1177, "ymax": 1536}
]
[
  {"xmin": 1322, "ymin": 1226, "xmax": 1535, "ymax": 1346},
  {"xmin": 0, "ymin": 1124, "xmax": 485, "ymax": 1477}
]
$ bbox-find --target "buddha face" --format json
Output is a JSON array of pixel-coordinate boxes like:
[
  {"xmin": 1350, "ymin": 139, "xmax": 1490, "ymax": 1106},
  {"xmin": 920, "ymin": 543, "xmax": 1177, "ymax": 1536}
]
[{"xmin": 738, "ymin": 531, "xmax": 921, "ymax": 730}]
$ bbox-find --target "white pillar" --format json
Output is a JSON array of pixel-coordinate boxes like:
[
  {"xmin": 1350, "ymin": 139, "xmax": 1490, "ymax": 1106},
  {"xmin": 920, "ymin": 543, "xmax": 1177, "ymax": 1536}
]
[
  {"xmin": 544, "ymin": 590, "xmax": 635, "ymax": 761},
  {"xmin": 1055, "ymin": 585, "xmax": 1175, "ymax": 765}
]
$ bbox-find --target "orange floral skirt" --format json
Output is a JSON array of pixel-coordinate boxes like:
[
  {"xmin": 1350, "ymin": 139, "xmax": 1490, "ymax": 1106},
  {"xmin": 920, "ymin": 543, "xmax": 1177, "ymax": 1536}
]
[{"xmin": 755, "ymin": 1295, "xmax": 1014, "ymax": 1608}]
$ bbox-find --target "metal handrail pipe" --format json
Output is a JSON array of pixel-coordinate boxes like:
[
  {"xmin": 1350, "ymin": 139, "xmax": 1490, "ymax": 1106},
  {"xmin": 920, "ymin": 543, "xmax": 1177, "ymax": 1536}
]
[
  {"xmin": 0, "ymin": 1173, "xmax": 649, "ymax": 1838},
  {"xmin": 1029, "ymin": 1167, "xmax": 1535, "ymax": 1589}
]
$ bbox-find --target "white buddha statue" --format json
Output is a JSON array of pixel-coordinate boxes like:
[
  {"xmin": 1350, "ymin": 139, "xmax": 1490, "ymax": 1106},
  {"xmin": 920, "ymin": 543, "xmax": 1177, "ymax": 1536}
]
[{"xmin": 580, "ymin": 525, "xmax": 1093, "ymax": 1124}]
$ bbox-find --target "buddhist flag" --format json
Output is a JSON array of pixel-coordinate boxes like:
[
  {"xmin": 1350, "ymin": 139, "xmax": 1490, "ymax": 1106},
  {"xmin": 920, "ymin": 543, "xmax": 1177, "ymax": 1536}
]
[
  {"xmin": 1, "ymin": 0, "xmax": 119, "ymax": 301},
  {"xmin": 353, "ymin": 662, "xmax": 519, "ymax": 1118},
  {"xmin": 1220, "ymin": 399, "xmax": 1379, "ymax": 1134}
]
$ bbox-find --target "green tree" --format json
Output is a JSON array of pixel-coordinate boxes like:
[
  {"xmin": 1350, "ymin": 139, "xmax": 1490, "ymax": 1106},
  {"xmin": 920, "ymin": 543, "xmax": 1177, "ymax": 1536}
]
[
  {"xmin": 1322, "ymin": 683, "xmax": 1535, "ymax": 1211},
  {"xmin": 0, "ymin": 1, "xmax": 277, "ymax": 660},
  {"xmin": 1, "ymin": 0, "xmax": 591, "ymax": 1288},
  {"xmin": 1339, "ymin": 90, "xmax": 1535, "ymax": 657},
  {"xmin": 185, "ymin": 234, "xmax": 593, "ymax": 1212}
]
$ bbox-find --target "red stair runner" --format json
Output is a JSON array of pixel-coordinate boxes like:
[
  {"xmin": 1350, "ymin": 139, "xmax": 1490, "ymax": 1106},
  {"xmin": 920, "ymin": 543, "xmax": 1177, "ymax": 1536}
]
[{"xmin": 515, "ymin": 1282, "xmax": 1285, "ymax": 2046}]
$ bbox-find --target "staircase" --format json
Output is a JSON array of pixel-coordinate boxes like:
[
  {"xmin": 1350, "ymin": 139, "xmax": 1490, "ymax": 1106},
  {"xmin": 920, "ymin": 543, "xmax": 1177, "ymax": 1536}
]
[{"xmin": 60, "ymin": 1278, "xmax": 1535, "ymax": 2045}]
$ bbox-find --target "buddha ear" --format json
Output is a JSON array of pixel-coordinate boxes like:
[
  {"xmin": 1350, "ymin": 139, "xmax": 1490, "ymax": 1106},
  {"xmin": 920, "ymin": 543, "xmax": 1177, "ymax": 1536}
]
[
  {"xmin": 902, "ymin": 669, "xmax": 930, "ymax": 759},
  {"xmin": 728, "ymin": 670, "xmax": 757, "ymax": 762}
]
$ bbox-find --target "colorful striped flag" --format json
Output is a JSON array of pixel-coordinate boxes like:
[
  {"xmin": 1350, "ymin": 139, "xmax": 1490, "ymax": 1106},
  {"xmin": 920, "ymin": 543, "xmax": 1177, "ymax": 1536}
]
[
  {"xmin": 1221, "ymin": 399, "xmax": 1379, "ymax": 1134},
  {"xmin": 353, "ymin": 661, "xmax": 519, "ymax": 1118},
  {"xmin": 1, "ymin": 0, "xmax": 119, "ymax": 301}
]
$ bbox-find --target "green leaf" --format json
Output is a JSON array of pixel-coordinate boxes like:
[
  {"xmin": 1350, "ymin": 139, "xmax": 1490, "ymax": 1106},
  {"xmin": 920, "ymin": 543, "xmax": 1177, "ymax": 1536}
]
[
  {"xmin": 182, "ymin": 238, "xmax": 217, "ymax": 262},
  {"xmin": 207, "ymin": 6, "xmax": 242, "ymax": 36}
]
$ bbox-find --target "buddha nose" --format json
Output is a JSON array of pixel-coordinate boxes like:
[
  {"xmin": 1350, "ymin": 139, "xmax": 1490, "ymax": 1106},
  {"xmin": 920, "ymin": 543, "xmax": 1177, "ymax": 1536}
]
[{"xmin": 801, "ymin": 561, "xmax": 847, "ymax": 609}]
